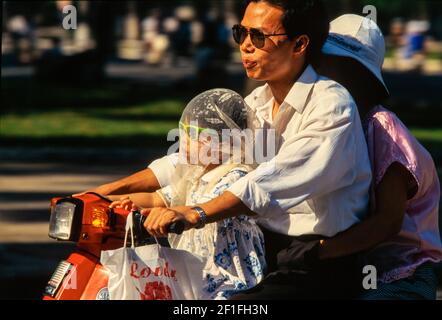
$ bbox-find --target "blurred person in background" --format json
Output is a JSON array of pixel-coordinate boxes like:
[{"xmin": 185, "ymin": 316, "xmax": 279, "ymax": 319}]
[
  {"xmin": 7, "ymin": 15, "xmax": 32, "ymax": 64},
  {"xmin": 142, "ymin": 8, "xmax": 169, "ymax": 65},
  {"xmin": 171, "ymin": 6, "xmax": 194, "ymax": 64},
  {"xmin": 142, "ymin": 8, "xmax": 161, "ymax": 43},
  {"xmin": 389, "ymin": 18, "xmax": 406, "ymax": 48},
  {"xmin": 162, "ymin": 13, "xmax": 180, "ymax": 66},
  {"xmin": 403, "ymin": 19, "xmax": 430, "ymax": 72},
  {"xmin": 194, "ymin": 12, "xmax": 232, "ymax": 90},
  {"xmin": 387, "ymin": 18, "xmax": 406, "ymax": 70}
]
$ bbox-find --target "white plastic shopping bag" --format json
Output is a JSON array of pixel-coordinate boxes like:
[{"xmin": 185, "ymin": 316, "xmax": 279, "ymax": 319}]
[{"xmin": 100, "ymin": 212, "xmax": 207, "ymax": 300}]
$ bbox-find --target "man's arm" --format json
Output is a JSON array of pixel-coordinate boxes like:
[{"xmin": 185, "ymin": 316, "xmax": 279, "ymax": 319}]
[
  {"xmin": 223, "ymin": 96, "xmax": 363, "ymax": 218},
  {"xmin": 142, "ymin": 192, "xmax": 254, "ymax": 238},
  {"xmin": 143, "ymin": 97, "xmax": 367, "ymax": 236},
  {"xmin": 199, "ymin": 191, "xmax": 255, "ymax": 222},
  {"xmin": 317, "ymin": 162, "xmax": 410, "ymax": 260}
]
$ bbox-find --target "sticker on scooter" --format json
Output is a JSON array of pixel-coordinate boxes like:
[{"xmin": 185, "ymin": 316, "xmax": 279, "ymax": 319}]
[{"xmin": 96, "ymin": 287, "xmax": 110, "ymax": 300}]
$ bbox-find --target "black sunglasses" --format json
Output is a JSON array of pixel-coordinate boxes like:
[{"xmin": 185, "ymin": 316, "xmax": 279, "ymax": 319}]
[{"xmin": 232, "ymin": 24, "xmax": 288, "ymax": 49}]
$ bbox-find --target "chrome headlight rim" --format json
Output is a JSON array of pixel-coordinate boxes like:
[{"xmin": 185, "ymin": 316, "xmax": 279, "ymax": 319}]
[{"xmin": 49, "ymin": 197, "xmax": 84, "ymax": 242}]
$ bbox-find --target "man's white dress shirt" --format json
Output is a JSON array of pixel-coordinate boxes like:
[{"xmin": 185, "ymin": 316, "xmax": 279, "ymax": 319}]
[{"xmin": 149, "ymin": 65, "xmax": 372, "ymax": 237}]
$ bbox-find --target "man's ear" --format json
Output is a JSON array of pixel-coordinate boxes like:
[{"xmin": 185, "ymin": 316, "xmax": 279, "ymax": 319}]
[{"xmin": 293, "ymin": 35, "xmax": 310, "ymax": 54}]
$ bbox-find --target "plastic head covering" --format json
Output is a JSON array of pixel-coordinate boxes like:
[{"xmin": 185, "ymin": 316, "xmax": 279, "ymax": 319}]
[
  {"xmin": 178, "ymin": 88, "xmax": 255, "ymax": 166},
  {"xmin": 164, "ymin": 88, "xmax": 257, "ymax": 208},
  {"xmin": 180, "ymin": 88, "xmax": 248, "ymax": 134}
]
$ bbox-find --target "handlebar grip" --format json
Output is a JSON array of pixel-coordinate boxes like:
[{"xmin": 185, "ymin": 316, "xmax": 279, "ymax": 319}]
[
  {"xmin": 166, "ymin": 220, "xmax": 185, "ymax": 235},
  {"xmin": 137, "ymin": 212, "xmax": 185, "ymax": 235}
]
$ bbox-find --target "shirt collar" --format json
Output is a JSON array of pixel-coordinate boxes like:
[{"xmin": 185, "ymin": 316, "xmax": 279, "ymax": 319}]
[{"xmin": 251, "ymin": 65, "xmax": 319, "ymax": 115}]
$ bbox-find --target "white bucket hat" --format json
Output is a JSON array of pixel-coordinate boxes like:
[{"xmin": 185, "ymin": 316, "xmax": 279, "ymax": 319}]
[{"xmin": 322, "ymin": 14, "xmax": 389, "ymax": 95}]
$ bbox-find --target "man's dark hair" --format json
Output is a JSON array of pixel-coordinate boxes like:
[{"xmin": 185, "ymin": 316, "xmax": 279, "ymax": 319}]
[{"xmin": 247, "ymin": 0, "xmax": 329, "ymax": 64}]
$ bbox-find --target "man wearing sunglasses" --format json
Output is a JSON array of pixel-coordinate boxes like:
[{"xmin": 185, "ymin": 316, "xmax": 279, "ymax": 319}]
[{"xmin": 83, "ymin": 0, "xmax": 372, "ymax": 299}]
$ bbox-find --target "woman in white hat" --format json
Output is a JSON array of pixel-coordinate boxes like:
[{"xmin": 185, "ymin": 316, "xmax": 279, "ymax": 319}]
[{"xmin": 315, "ymin": 14, "xmax": 442, "ymax": 299}]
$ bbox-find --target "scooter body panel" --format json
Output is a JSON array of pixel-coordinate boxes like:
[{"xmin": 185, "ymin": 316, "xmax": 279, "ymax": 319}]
[{"xmin": 43, "ymin": 251, "xmax": 103, "ymax": 300}]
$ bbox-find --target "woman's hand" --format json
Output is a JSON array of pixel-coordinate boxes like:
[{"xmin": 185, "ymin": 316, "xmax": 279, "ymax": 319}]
[
  {"xmin": 109, "ymin": 196, "xmax": 135, "ymax": 211},
  {"xmin": 142, "ymin": 206, "xmax": 200, "ymax": 237}
]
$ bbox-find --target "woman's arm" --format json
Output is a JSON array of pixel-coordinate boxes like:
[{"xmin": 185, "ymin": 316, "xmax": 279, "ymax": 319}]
[{"xmin": 318, "ymin": 162, "xmax": 413, "ymax": 260}]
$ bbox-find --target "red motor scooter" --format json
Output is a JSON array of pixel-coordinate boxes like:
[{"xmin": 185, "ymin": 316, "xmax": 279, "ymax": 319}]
[{"xmin": 42, "ymin": 192, "xmax": 183, "ymax": 300}]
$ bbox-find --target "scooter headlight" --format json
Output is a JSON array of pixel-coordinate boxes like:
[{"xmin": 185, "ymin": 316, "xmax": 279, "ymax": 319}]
[{"xmin": 49, "ymin": 199, "xmax": 83, "ymax": 241}]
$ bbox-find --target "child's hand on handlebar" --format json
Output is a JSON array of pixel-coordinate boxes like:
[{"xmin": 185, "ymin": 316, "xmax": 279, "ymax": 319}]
[{"xmin": 109, "ymin": 196, "xmax": 135, "ymax": 211}]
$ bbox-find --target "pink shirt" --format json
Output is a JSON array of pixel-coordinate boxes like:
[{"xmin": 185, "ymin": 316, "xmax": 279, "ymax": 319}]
[{"xmin": 363, "ymin": 106, "xmax": 442, "ymax": 283}]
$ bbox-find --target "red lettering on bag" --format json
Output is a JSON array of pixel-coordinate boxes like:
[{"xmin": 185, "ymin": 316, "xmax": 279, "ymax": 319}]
[
  {"xmin": 140, "ymin": 266, "xmax": 152, "ymax": 278},
  {"xmin": 154, "ymin": 266, "xmax": 162, "ymax": 277},
  {"xmin": 130, "ymin": 262, "xmax": 177, "ymax": 281},
  {"xmin": 139, "ymin": 281, "xmax": 172, "ymax": 300},
  {"xmin": 130, "ymin": 262, "xmax": 139, "ymax": 279},
  {"xmin": 163, "ymin": 262, "xmax": 170, "ymax": 277}
]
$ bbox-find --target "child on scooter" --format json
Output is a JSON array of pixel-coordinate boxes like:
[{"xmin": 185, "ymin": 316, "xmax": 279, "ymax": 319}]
[{"xmin": 109, "ymin": 89, "xmax": 266, "ymax": 300}]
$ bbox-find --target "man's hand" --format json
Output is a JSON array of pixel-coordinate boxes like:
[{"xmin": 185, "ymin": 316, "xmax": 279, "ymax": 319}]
[
  {"xmin": 140, "ymin": 192, "xmax": 253, "ymax": 237},
  {"xmin": 142, "ymin": 206, "xmax": 200, "ymax": 237}
]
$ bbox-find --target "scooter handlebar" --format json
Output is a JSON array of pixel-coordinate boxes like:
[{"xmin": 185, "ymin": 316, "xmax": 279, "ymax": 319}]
[
  {"xmin": 135, "ymin": 210, "xmax": 185, "ymax": 235},
  {"xmin": 166, "ymin": 220, "xmax": 185, "ymax": 235}
]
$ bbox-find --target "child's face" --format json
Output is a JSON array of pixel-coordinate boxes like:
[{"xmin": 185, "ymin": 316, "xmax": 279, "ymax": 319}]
[{"xmin": 179, "ymin": 122, "xmax": 223, "ymax": 166}]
